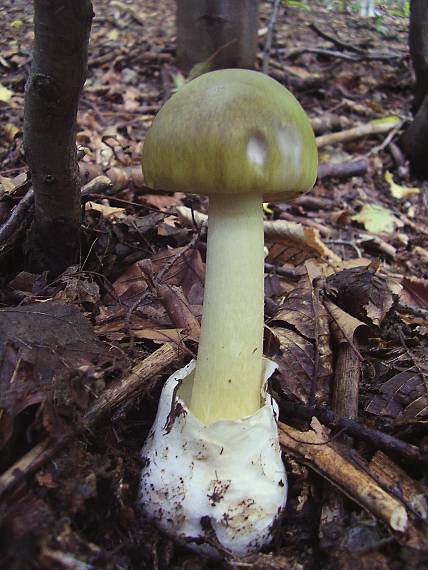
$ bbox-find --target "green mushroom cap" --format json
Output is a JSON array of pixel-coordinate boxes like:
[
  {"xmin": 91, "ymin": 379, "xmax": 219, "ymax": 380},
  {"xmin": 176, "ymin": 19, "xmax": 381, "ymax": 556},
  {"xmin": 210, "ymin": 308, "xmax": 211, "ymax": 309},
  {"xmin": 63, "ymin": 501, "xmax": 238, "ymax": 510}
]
[{"xmin": 142, "ymin": 68, "xmax": 318, "ymax": 202}]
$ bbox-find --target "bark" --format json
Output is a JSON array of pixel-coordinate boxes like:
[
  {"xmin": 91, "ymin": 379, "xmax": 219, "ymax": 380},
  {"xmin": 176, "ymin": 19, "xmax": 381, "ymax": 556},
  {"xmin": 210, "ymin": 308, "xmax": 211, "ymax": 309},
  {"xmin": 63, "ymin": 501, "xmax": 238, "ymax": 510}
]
[
  {"xmin": 23, "ymin": 0, "xmax": 93, "ymax": 274},
  {"xmin": 401, "ymin": 0, "xmax": 428, "ymax": 178},
  {"xmin": 319, "ymin": 343, "xmax": 361, "ymax": 547},
  {"xmin": 409, "ymin": 0, "xmax": 428, "ymax": 113},
  {"xmin": 176, "ymin": 0, "xmax": 260, "ymax": 72}
]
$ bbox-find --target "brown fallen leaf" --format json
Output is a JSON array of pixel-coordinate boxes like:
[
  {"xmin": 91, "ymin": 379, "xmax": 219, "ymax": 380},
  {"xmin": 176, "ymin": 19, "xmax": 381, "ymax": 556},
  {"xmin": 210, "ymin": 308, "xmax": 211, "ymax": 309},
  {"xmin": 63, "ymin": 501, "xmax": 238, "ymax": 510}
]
[
  {"xmin": 272, "ymin": 262, "xmax": 333, "ymax": 405},
  {"xmin": 324, "ymin": 299, "xmax": 367, "ymax": 345},
  {"xmin": 366, "ymin": 347, "xmax": 428, "ymax": 421},
  {"xmin": 400, "ymin": 277, "xmax": 428, "ymax": 310},
  {"xmin": 325, "ymin": 261, "xmax": 402, "ymax": 326},
  {"xmin": 85, "ymin": 200, "xmax": 126, "ymax": 220}
]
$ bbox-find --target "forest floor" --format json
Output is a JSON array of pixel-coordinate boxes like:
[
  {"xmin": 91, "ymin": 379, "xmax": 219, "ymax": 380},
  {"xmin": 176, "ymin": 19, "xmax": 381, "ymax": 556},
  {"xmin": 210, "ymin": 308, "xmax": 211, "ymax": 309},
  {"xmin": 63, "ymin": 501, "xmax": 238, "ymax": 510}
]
[{"xmin": 0, "ymin": 1, "xmax": 428, "ymax": 569}]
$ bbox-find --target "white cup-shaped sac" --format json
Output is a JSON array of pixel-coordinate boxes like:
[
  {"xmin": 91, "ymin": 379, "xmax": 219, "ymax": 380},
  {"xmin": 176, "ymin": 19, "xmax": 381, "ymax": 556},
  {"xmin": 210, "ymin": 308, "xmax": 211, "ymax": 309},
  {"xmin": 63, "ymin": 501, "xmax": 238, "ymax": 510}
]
[{"xmin": 139, "ymin": 358, "xmax": 287, "ymax": 558}]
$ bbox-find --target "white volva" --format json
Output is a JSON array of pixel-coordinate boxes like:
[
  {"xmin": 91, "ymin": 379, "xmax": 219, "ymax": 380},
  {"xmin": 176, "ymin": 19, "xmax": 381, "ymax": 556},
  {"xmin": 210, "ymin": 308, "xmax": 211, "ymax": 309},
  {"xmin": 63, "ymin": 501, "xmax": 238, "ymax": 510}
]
[{"xmin": 139, "ymin": 359, "xmax": 287, "ymax": 557}]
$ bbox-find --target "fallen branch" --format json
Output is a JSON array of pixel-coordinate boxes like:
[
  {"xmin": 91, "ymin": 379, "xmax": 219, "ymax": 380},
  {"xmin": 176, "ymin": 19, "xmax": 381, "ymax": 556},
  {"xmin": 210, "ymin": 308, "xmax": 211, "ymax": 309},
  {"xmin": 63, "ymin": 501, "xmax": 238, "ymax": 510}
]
[
  {"xmin": 282, "ymin": 46, "xmax": 406, "ymax": 62},
  {"xmin": 0, "ymin": 187, "xmax": 35, "ymax": 258},
  {"xmin": 310, "ymin": 114, "xmax": 353, "ymax": 135},
  {"xmin": 0, "ymin": 342, "xmax": 184, "ymax": 501},
  {"xmin": 81, "ymin": 164, "xmax": 146, "ymax": 191},
  {"xmin": 280, "ymin": 420, "xmax": 408, "ymax": 533},
  {"xmin": 316, "ymin": 118, "xmax": 402, "ymax": 148},
  {"xmin": 317, "ymin": 158, "xmax": 368, "ymax": 179},
  {"xmin": 309, "ymin": 22, "xmax": 365, "ymax": 55},
  {"xmin": 278, "ymin": 400, "xmax": 428, "ymax": 469},
  {"xmin": 319, "ymin": 340, "xmax": 361, "ymax": 544}
]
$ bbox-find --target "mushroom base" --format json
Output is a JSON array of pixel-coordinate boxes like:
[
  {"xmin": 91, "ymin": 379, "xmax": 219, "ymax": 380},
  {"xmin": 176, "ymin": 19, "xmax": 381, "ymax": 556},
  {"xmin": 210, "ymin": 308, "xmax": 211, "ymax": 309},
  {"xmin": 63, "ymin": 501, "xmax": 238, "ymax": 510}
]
[{"xmin": 138, "ymin": 359, "xmax": 287, "ymax": 558}]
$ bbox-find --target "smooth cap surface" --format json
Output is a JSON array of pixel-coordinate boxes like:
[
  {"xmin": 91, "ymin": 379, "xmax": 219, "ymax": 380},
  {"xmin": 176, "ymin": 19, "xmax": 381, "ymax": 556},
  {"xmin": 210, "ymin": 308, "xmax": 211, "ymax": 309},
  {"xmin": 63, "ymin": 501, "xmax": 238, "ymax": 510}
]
[{"xmin": 143, "ymin": 69, "xmax": 318, "ymax": 201}]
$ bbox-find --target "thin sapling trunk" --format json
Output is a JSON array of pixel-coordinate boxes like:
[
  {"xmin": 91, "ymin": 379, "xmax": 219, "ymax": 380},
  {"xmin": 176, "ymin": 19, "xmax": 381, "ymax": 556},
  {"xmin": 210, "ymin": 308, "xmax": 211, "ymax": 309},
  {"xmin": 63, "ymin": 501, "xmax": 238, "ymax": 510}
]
[{"xmin": 23, "ymin": 0, "xmax": 93, "ymax": 273}]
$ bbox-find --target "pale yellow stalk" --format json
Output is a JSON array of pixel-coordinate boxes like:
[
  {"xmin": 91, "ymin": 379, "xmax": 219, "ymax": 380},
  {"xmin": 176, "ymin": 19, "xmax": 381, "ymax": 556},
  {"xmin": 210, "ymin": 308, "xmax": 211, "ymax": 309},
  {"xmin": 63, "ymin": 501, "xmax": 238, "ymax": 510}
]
[{"xmin": 189, "ymin": 191, "xmax": 265, "ymax": 424}]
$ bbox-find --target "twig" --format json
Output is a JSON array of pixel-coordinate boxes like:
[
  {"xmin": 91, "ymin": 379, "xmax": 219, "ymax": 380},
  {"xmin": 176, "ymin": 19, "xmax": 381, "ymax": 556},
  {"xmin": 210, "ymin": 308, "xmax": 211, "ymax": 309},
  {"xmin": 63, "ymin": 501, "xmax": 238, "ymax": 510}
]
[
  {"xmin": 316, "ymin": 119, "xmax": 401, "ymax": 148},
  {"xmin": 264, "ymin": 262, "xmax": 297, "ymax": 280},
  {"xmin": 317, "ymin": 158, "xmax": 368, "ymax": 179},
  {"xmin": 281, "ymin": 46, "xmax": 405, "ymax": 62},
  {"xmin": 262, "ymin": 0, "xmax": 281, "ymax": 75},
  {"xmin": 309, "ymin": 23, "xmax": 366, "ymax": 55},
  {"xmin": 396, "ymin": 301, "xmax": 428, "ymax": 319},
  {"xmin": 278, "ymin": 400, "xmax": 428, "ymax": 469},
  {"xmin": 325, "ymin": 239, "xmax": 362, "ymax": 258},
  {"xmin": 280, "ymin": 421, "xmax": 409, "ymax": 534},
  {"xmin": 366, "ymin": 119, "xmax": 405, "ymax": 157},
  {"xmin": 0, "ymin": 187, "xmax": 34, "ymax": 245}
]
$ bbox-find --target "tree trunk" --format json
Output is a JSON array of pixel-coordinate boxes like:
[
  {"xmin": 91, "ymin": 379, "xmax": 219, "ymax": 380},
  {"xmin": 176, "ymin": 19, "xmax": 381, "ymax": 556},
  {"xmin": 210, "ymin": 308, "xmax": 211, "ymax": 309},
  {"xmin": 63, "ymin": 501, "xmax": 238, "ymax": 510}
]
[
  {"xmin": 176, "ymin": 0, "xmax": 260, "ymax": 72},
  {"xmin": 401, "ymin": 0, "xmax": 428, "ymax": 178},
  {"xmin": 23, "ymin": 0, "xmax": 93, "ymax": 274},
  {"xmin": 409, "ymin": 0, "xmax": 428, "ymax": 113}
]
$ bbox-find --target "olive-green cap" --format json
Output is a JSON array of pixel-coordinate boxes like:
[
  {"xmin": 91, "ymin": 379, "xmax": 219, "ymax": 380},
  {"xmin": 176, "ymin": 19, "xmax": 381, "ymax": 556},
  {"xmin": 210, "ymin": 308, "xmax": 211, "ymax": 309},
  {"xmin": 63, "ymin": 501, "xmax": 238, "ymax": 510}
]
[{"xmin": 142, "ymin": 69, "xmax": 318, "ymax": 202}]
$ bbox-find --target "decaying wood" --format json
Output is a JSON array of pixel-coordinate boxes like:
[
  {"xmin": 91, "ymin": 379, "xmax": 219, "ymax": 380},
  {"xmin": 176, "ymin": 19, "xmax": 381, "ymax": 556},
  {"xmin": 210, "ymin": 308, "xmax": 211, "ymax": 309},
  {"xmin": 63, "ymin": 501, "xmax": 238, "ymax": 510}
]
[
  {"xmin": 316, "ymin": 119, "xmax": 401, "ymax": 148},
  {"xmin": 310, "ymin": 114, "xmax": 354, "ymax": 135},
  {"xmin": 370, "ymin": 451, "xmax": 428, "ymax": 522},
  {"xmin": 294, "ymin": 195, "xmax": 335, "ymax": 211},
  {"xmin": 279, "ymin": 400, "xmax": 428, "ymax": 469},
  {"xmin": 80, "ymin": 175, "xmax": 112, "ymax": 197},
  {"xmin": 0, "ymin": 437, "xmax": 71, "ymax": 502},
  {"xmin": 277, "ymin": 211, "xmax": 335, "ymax": 238},
  {"xmin": 0, "ymin": 343, "xmax": 184, "ymax": 502},
  {"xmin": 319, "ymin": 342, "xmax": 361, "ymax": 545},
  {"xmin": 280, "ymin": 420, "xmax": 409, "ymax": 534},
  {"xmin": 79, "ymin": 164, "xmax": 146, "ymax": 192},
  {"xmin": 332, "ymin": 344, "xmax": 360, "ymax": 420},
  {"xmin": 317, "ymin": 158, "xmax": 368, "ymax": 180},
  {"xmin": 360, "ymin": 234, "xmax": 397, "ymax": 258},
  {"xmin": 282, "ymin": 44, "xmax": 405, "ymax": 62},
  {"xmin": 176, "ymin": 206, "xmax": 335, "ymax": 240}
]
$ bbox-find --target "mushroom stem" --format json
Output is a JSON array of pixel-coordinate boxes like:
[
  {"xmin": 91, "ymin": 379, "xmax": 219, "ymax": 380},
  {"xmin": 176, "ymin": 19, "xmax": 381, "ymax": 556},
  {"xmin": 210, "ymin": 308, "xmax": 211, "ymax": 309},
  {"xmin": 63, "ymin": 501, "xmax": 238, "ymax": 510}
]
[{"xmin": 189, "ymin": 191, "xmax": 265, "ymax": 424}]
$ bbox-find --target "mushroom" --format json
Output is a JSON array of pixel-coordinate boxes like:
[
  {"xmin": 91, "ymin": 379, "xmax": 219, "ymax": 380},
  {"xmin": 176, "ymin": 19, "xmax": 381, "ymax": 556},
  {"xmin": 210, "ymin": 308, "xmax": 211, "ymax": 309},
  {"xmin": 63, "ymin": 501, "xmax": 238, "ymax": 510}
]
[{"xmin": 139, "ymin": 69, "xmax": 317, "ymax": 557}]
